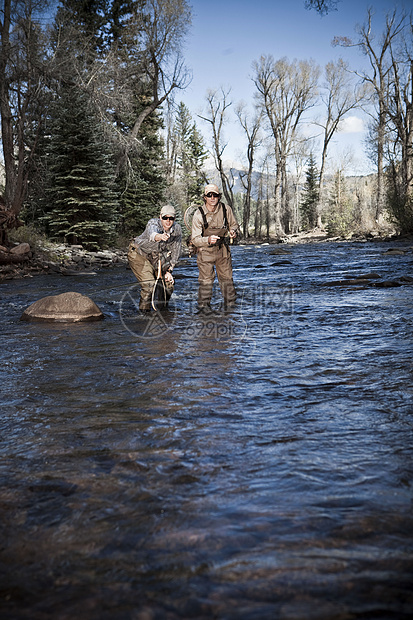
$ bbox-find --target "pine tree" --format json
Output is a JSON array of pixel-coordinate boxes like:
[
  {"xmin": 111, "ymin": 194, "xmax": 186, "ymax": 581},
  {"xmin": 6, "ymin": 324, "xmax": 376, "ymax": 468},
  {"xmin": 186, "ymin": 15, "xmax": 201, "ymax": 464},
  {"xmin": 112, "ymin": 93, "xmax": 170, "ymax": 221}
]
[
  {"xmin": 54, "ymin": 0, "xmax": 108, "ymax": 57},
  {"xmin": 169, "ymin": 102, "xmax": 208, "ymax": 208},
  {"xmin": 300, "ymin": 153, "xmax": 319, "ymax": 230},
  {"xmin": 42, "ymin": 83, "xmax": 119, "ymax": 249},
  {"xmin": 187, "ymin": 122, "xmax": 208, "ymax": 201},
  {"xmin": 115, "ymin": 84, "xmax": 167, "ymax": 236}
]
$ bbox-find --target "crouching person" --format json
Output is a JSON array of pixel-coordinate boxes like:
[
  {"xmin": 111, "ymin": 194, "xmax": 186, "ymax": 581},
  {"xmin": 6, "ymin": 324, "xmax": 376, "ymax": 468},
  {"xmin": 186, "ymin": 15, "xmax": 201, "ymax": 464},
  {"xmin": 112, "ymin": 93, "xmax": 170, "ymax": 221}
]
[{"xmin": 128, "ymin": 205, "xmax": 182, "ymax": 312}]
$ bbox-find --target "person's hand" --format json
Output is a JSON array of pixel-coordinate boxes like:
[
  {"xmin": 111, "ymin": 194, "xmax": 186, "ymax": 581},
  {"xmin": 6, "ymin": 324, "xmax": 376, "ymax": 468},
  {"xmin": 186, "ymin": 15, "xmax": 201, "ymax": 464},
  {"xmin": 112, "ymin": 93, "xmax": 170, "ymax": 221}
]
[
  {"xmin": 229, "ymin": 230, "xmax": 237, "ymax": 239},
  {"xmin": 208, "ymin": 235, "xmax": 220, "ymax": 245},
  {"xmin": 164, "ymin": 271, "xmax": 174, "ymax": 284},
  {"xmin": 156, "ymin": 232, "xmax": 170, "ymax": 242}
]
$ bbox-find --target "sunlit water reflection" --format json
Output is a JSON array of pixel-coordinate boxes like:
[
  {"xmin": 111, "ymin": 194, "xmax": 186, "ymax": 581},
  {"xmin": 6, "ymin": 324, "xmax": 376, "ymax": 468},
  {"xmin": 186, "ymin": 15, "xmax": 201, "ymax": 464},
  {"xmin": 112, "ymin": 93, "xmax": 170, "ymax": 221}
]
[{"xmin": 1, "ymin": 240, "xmax": 413, "ymax": 619}]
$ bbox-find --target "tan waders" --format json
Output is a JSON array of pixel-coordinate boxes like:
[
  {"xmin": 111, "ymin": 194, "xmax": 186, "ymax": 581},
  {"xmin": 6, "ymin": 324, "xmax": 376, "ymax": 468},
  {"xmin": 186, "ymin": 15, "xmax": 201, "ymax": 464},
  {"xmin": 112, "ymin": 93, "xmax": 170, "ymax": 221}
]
[
  {"xmin": 128, "ymin": 244, "xmax": 174, "ymax": 311},
  {"xmin": 196, "ymin": 244, "xmax": 236, "ymax": 309}
]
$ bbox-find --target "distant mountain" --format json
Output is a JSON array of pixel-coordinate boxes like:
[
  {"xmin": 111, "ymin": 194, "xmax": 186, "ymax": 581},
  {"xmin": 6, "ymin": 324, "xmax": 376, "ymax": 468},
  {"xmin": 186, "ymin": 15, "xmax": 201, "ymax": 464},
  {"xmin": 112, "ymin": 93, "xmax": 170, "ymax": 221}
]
[
  {"xmin": 202, "ymin": 164, "xmax": 264, "ymax": 198},
  {"xmin": 203, "ymin": 163, "xmax": 376, "ymax": 199}
]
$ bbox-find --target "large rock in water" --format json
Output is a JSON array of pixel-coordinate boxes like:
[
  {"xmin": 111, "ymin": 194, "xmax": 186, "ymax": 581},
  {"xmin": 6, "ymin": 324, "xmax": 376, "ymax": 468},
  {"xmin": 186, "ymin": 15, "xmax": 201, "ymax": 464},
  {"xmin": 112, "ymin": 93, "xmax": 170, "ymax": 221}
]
[{"xmin": 21, "ymin": 291, "xmax": 104, "ymax": 322}]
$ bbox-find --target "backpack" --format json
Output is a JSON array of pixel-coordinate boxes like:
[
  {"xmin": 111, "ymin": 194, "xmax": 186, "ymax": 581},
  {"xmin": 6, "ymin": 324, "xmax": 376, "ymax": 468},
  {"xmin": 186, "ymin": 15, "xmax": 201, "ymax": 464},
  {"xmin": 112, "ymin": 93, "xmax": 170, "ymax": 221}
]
[{"xmin": 186, "ymin": 203, "xmax": 229, "ymax": 257}]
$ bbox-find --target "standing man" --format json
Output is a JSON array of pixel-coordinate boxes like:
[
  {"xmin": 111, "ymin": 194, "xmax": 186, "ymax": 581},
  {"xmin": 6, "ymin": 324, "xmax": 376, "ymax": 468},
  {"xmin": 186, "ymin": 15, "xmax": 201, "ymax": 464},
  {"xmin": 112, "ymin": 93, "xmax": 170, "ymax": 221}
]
[
  {"xmin": 191, "ymin": 184, "xmax": 239, "ymax": 312},
  {"xmin": 128, "ymin": 205, "xmax": 182, "ymax": 312}
]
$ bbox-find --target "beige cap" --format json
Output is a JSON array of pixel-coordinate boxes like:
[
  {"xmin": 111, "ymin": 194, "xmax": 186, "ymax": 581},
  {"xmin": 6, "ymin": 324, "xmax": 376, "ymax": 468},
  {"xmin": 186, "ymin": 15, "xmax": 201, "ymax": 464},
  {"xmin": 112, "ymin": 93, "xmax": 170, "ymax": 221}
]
[
  {"xmin": 160, "ymin": 205, "xmax": 176, "ymax": 217},
  {"xmin": 204, "ymin": 184, "xmax": 221, "ymax": 196}
]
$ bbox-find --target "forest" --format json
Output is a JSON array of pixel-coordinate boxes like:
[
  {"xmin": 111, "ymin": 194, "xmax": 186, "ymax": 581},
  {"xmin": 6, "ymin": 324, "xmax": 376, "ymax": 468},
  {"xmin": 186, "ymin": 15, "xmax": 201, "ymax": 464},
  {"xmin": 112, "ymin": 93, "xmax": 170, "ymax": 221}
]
[{"xmin": 0, "ymin": 0, "xmax": 412, "ymax": 254}]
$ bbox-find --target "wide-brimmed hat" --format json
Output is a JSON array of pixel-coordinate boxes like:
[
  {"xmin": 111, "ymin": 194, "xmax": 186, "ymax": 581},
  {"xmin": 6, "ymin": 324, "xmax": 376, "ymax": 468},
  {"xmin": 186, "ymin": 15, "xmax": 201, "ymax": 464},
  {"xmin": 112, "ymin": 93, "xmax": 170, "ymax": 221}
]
[
  {"xmin": 160, "ymin": 205, "xmax": 176, "ymax": 217},
  {"xmin": 204, "ymin": 184, "xmax": 221, "ymax": 196}
]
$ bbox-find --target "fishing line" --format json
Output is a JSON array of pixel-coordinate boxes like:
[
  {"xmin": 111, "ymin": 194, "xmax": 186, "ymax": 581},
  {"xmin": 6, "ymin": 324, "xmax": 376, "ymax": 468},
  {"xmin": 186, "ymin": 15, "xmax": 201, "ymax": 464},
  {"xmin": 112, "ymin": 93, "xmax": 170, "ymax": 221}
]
[{"xmin": 151, "ymin": 258, "xmax": 164, "ymax": 311}]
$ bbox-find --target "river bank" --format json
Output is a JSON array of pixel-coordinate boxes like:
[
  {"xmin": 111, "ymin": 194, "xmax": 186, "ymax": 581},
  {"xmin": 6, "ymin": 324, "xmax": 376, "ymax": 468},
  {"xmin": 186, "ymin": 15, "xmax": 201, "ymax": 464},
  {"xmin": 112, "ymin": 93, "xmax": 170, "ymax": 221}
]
[{"xmin": 0, "ymin": 243, "xmax": 128, "ymax": 282}]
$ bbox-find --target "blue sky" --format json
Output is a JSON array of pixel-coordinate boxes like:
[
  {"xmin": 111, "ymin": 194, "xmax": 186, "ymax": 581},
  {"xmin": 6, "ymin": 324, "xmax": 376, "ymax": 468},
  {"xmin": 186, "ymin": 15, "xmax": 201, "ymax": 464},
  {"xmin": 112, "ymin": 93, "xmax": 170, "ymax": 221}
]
[{"xmin": 178, "ymin": 0, "xmax": 409, "ymax": 176}]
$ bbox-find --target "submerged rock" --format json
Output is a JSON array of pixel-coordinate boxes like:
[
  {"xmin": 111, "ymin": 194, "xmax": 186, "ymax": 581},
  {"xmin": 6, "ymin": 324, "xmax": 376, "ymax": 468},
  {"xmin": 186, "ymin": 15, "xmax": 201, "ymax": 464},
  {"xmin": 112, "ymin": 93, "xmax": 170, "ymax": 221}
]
[
  {"xmin": 381, "ymin": 248, "xmax": 406, "ymax": 255},
  {"xmin": 21, "ymin": 291, "xmax": 104, "ymax": 322}
]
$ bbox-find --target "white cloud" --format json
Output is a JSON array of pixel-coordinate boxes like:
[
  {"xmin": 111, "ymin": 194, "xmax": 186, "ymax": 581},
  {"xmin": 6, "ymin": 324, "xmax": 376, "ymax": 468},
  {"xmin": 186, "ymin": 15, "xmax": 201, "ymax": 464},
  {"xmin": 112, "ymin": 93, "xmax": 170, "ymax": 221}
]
[{"xmin": 338, "ymin": 116, "xmax": 364, "ymax": 134}]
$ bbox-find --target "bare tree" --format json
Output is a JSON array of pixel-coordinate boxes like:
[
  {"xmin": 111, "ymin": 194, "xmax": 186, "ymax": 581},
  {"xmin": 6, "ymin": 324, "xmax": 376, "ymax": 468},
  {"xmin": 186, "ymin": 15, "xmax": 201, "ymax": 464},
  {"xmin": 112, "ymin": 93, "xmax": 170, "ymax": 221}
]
[
  {"xmin": 127, "ymin": 0, "xmax": 192, "ymax": 143},
  {"xmin": 198, "ymin": 86, "xmax": 235, "ymax": 206},
  {"xmin": 256, "ymin": 153, "xmax": 274, "ymax": 239},
  {"xmin": 0, "ymin": 0, "xmax": 15, "ymax": 218},
  {"xmin": 387, "ymin": 19, "xmax": 413, "ymax": 200},
  {"xmin": 88, "ymin": 0, "xmax": 192, "ymax": 170},
  {"xmin": 325, "ymin": 148, "xmax": 357, "ymax": 236},
  {"xmin": 313, "ymin": 58, "xmax": 366, "ymax": 227},
  {"xmin": 333, "ymin": 7, "xmax": 406, "ymax": 219},
  {"xmin": 0, "ymin": 0, "xmax": 52, "ymax": 239},
  {"xmin": 252, "ymin": 55, "xmax": 320, "ymax": 234},
  {"xmin": 305, "ymin": 0, "xmax": 338, "ymax": 16},
  {"xmin": 235, "ymin": 102, "xmax": 262, "ymax": 237},
  {"xmin": 290, "ymin": 139, "xmax": 311, "ymax": 232}
]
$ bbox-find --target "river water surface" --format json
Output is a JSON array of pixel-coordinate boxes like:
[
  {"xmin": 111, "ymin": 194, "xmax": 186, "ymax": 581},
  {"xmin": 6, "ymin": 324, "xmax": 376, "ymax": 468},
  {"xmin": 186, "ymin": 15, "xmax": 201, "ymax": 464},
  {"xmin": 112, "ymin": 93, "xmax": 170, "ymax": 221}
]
[{"xmin": 1, "ymin": 240, "xmax": 413, "ymax": 619}]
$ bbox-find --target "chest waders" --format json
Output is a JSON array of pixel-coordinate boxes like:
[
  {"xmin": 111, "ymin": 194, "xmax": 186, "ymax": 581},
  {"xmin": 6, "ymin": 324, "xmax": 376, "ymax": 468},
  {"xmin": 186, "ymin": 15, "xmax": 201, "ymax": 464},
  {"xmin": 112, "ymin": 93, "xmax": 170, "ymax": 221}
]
[
  {"xmin": 127, "ymin": 236, "xmax": 175, "ymax": 312},
  {"xmin": 197, "ymin": 203, "xmax": 237, "ymax": 310}
]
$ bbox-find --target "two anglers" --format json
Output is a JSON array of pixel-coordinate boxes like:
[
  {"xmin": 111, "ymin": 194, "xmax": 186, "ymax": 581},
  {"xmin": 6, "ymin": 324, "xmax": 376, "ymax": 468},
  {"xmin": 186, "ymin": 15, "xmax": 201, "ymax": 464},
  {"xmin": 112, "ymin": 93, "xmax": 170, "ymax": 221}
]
[{"xmin": 128, "ymin": 184, "xmax": 240, "ymax": 313}]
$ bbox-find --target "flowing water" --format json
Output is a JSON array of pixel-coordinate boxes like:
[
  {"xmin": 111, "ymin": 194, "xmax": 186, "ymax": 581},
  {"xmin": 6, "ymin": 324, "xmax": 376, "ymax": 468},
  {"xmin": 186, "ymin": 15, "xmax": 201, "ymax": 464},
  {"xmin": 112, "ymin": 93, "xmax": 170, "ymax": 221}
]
[{"xmin": 1, "ymin": 239, "xmax": 413, "ymax": 620}]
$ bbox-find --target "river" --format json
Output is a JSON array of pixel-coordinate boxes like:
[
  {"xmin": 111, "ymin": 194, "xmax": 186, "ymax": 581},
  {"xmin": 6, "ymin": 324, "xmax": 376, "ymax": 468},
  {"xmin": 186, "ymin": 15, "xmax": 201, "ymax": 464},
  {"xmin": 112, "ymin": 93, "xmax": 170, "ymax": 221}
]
[{"xmin": 1, "ymin": 239, "xmax": 413, "ymax": 619}]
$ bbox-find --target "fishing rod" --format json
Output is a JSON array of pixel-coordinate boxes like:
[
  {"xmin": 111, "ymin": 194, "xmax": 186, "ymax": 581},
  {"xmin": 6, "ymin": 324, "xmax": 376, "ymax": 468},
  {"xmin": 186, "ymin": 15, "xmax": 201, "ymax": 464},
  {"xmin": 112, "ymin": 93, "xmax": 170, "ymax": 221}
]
[{"xmin": 151, "ymin": 258, "xmax": 165, "ymax": 311}]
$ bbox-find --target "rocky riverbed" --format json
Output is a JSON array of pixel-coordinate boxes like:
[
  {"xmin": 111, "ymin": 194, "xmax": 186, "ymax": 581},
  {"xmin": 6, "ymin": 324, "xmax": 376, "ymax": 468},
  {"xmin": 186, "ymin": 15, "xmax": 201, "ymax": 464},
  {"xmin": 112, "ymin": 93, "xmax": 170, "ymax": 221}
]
[{"xmin": 0, "ymin": 242, "xmax": 128, "ymax": 282}]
